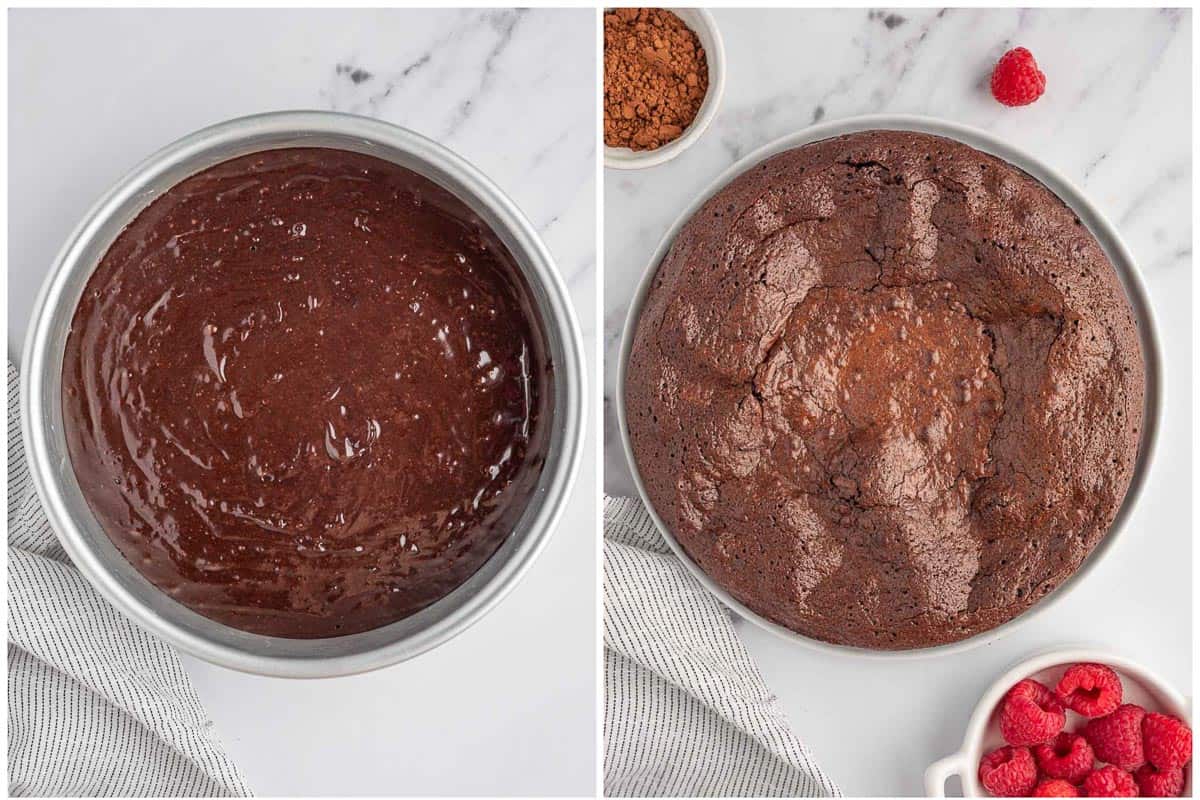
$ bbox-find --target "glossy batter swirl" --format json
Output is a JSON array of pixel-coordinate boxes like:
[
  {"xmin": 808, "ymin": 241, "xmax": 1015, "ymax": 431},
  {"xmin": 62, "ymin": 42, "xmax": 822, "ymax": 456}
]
[
  {"xmin": 625, "ymin": 131, "xmax": 1145, "ymax": 649},
  {"xmin": 63, "ymin": 147, "xmax": 550, "ymax": 638}
]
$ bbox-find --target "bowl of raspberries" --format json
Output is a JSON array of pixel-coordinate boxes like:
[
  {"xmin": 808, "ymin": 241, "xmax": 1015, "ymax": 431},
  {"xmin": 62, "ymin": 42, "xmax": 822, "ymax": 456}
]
[{"xmin": 927, "ymin": 649, "xmax": 1191, "ymax": 797}]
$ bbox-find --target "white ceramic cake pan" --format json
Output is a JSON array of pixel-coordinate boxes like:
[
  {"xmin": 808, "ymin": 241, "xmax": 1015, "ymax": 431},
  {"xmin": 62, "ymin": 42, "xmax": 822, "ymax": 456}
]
[
  {"xmin": 616, "ymin": 113, "xmax": 1163, "ymax": 660},
  {"xmin": 22, "ymin": 111, "xmax": 587, "ymax": 678},
  {"xmin": 926, "ymin": 647, "xmax": 1192, "ymax": 796}
]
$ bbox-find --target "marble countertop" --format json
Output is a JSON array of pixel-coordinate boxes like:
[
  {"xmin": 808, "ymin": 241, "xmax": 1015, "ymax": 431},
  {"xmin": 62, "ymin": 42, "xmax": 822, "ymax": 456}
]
[
  {"xmin": 604, "ymin": 8, "xmax": 1192, "ymax": 796},
  {"xmin": 10, "ymin": 9, "xmax": 596, "ymax": 796}
]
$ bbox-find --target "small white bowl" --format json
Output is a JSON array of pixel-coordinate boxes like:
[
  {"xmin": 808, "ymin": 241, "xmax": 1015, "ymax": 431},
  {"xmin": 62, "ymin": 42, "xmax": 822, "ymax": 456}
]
[
  {"xmin": 603, "ymin": 8, "xmax": 725, "ymax": 170},
  {"xmin": 926, "ymin": 648, "xmax": 1193, "ymax": 796}
]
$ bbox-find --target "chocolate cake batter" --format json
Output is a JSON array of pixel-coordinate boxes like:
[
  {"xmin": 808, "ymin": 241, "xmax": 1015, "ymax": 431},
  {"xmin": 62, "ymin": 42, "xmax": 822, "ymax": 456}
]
[
  {"xmin": 625, "ymin": 130, "xmax": 1145, "ymax": 649},
  {"xmin": 63, "ymin": 147, "xmax": 551, "ymax": 638}
]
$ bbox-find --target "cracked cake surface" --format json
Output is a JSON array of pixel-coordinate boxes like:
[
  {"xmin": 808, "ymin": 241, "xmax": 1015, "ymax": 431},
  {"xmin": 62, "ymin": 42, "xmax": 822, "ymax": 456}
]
[{"xmin": 624, "ymin": 130, "xmax": 1145, "ymax": 649}]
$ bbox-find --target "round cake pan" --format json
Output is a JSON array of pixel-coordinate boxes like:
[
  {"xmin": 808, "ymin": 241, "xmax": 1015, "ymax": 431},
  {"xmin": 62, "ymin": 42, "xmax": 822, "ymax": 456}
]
[
  {"xmin": 616, "ymin": 113, "xmax": 1163, "ymax": 660},
  {"xmin": 926, "ymin": 647, "xmax": 1191, "ymax": 796},
  {"xmin": 22, "ymin": 110, "xmax": 587, "ymax": 678}
]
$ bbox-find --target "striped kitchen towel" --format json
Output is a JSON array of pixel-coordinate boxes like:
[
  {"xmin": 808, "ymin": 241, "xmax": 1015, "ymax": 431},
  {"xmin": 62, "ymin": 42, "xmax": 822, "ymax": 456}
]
[
  {"xmin": 8, "ymin": 363, "xmax": 252, "ymax": 797},
  {"xmin": 604, "ymin": 494, "xmax": 840, "ymax": 798}
]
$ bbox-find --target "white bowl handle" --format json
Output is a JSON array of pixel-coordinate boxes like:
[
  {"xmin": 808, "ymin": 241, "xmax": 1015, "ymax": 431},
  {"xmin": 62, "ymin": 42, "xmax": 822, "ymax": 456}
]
[{"xmin": 925, "ymin": 751, "xmax": 970, "ymax": 797}]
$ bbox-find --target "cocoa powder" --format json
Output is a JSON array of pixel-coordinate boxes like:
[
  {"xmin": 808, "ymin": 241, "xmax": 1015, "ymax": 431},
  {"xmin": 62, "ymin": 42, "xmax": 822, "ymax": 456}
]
[{"xmin": 604, "ymin": 8, "xmax": 709, "ymax": 151}]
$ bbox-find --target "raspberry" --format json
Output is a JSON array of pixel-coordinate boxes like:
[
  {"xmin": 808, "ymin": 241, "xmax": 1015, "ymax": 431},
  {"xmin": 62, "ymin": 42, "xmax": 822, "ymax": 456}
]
[
  {"xmin": 1082, "ymin": 765, "xmax": 1139, "ymax": 797},
  {"xmin": 1143, "ymin": 713, "xmax": 1193, "ymax": 770},
  {"xmin": 1084, "ymin": 704, "xmax": 1147, "ymax": 771},
  {"xmin": 1134, "ymin": 764, "xmax": 1186, "ymax": 797},
  {"xmin": 979, "ymin": 745, "xmax": 1038, "ymax": 797},
  {"xmin": 1034, "ymin": 732, "xmax": 1095, "ymax": 783},
  {"xmin": 1056, "ymin": 663, "xmax": 1123, "ymax": 717},
  {"xmin": 1032, "ymin": 778, "xmax": 1081, "ymax": 797},
  {"xmin": 999, "ymin": 678, "xmax": 1067, "ymax": 746},
  {"xmin": 990, "ymin": 46, "xmax": 1047, "ymax": 107}
]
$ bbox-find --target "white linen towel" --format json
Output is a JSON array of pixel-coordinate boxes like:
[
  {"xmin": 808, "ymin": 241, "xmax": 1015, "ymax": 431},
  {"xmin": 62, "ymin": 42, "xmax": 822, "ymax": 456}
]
[
  {"xmin": 604, "ymin": 494, "xmax": 840, "ymax": 798},
  {"xmin": 8, "ymin": 364, "xmax": 252, "ymax": 797}
]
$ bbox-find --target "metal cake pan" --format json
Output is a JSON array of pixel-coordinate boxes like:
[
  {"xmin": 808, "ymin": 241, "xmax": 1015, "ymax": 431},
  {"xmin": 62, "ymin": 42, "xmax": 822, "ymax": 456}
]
[{"xmin": 22, "ymin": 111, "xmax": 587, "ymax": 678}]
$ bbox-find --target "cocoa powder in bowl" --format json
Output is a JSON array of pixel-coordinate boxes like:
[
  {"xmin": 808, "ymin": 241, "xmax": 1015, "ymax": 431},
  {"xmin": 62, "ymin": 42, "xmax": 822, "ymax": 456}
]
[{"xmin": 604, "ymin": 8, "xmax": 709, "ymax": 151}]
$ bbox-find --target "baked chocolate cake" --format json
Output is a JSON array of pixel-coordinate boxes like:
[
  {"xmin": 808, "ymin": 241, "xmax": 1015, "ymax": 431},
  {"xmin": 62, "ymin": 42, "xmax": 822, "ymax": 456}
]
[{"xmin": 624, "ymin": 130, "xmax": 1145, "ymax": 649}]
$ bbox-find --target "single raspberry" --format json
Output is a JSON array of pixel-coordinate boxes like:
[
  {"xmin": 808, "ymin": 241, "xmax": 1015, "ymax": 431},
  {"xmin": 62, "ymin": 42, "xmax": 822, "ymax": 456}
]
[
  {"xmin": 1134, "ymin": 764, "xmax": 1186, "ymax": 797},
  {"xmin": 1143, "ymin": 713, "xmax": 1193, "ymax": 770},
  {"xmin": 1032, "ymin": 778, "xmax": 1081, "ymax": 797},
  {"xmin": 990, "ymin": 46, "xmax": 1047, "ymax": 107},
  {"xmin": 979, "ymin": 746, "xmax": 1038, "ymax": 797},
  {"xmin": 1034, "ymin": 732, "xmax": 1095, "ymax": 783},
  {"xmin": 1082, "ymin": 765, "xmax": 1139, "ymax": 797},
  {"xmin": 999, "ymin": 678, "xmax": 1067, "ymax": 746},
  {"xmin": 1084, "ymin": 704, "xmax": 1147, "ymax": 771},
  {"xmin": 1056, "ymin": 663, "xmax": 1123, "ymax": 717}
]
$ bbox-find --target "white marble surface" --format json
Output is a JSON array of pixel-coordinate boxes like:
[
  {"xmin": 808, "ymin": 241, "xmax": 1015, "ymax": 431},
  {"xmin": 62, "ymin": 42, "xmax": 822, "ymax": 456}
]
[
  {"xmin": 604, "ymin": 9, "xmax": 1191, "ymax": 797},
  {"xmin": 10, "ymin": 9, "xmax": 596, "ymax": 796}
]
